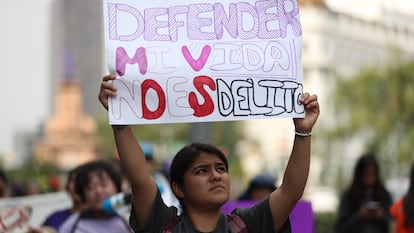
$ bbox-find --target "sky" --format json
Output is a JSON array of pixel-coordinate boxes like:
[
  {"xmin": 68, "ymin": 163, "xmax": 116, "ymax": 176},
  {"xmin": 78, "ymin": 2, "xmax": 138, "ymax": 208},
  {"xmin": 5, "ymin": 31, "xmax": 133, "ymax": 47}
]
[
  {"xmin": 0, "ymin": 0, "xmax": 53, "ymax": 160},
  {"xmin": 326, "ymin": 0, "xmax": 414, "ymax": 20},
  {"xmin": 0, "ymin": 0, "xmax": 413, "ymax": 164}
]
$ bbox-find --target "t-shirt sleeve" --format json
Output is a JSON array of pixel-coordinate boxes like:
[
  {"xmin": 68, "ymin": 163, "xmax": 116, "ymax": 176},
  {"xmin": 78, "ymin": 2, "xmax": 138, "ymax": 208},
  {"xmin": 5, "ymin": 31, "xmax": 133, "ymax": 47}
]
[
  {"xmin": 232, "ymin": 197, "xmax": 291, "ymax": 233},
  {"xmin": 129, "ymin": 189, "xmax": 178, "ymax": 233}
]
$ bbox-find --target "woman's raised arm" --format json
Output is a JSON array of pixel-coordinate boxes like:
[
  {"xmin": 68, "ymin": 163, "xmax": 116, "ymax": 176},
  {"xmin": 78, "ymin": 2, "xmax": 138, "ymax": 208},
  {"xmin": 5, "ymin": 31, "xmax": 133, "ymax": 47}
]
[
  {"xmin": 99, "ymin": 74, "xmax": 158, "ymax": 229},
  {"xmin": 269, "ymin": 93, "xmax": 319, "ymax": 232}
]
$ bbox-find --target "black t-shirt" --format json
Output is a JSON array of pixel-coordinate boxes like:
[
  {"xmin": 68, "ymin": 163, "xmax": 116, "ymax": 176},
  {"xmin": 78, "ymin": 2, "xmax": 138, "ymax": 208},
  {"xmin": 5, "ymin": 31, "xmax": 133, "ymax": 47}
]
[{"xmin": 130, "ymin": 190, "xmax": 291, "ymax": 233}]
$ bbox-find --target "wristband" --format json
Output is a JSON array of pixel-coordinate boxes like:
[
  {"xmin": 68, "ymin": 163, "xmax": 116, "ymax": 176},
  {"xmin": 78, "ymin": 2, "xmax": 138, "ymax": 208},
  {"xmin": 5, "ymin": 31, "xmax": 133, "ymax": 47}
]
[
  {"xmin": 295, "ymin": 130, "xmax": 312, "ymax": 137},
  {"xmin": 112, "ymin": 125, "xmax": 127, "ymax": 131}
]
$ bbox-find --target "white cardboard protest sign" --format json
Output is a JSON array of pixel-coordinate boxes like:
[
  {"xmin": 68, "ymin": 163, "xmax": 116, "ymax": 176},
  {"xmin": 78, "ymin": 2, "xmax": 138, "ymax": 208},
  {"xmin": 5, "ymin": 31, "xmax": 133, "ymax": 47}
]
[{"xmin": 103, "ymin": 0, "xmax": 304, "ymax": 124}]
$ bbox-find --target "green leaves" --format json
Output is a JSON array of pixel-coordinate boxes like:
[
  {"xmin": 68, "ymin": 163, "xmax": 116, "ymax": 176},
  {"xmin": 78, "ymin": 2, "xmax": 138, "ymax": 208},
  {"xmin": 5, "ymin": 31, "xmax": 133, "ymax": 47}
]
[{"xmin": 332, "ymin": 59, "xmax": 414, "ymax": 175}]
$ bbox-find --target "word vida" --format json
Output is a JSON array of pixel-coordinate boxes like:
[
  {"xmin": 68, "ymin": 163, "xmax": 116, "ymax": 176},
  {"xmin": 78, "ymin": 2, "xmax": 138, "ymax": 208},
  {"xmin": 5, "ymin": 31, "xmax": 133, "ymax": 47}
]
[{"xmin": 110, "ymin": 76, "xmax": 304, "ymax": 120}]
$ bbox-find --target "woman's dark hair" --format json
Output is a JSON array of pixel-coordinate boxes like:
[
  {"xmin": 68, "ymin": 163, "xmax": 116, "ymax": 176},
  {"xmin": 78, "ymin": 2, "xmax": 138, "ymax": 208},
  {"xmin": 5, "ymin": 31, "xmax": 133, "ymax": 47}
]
[
  {"xmin": 74, "ymin": 160, "xmax": 122, "ymax": 202},
  {"xmin": 403, "ymin": 163, "xmax": 414, "ymax": 228},
  {"xmin": 65, "ymin": 166, "xmax": 79, "ymax": 191},
  {"xmin": 169, "ymin": 142, "xmax": 228, "ymax": 207},
  {"xmin": 347, "ymin": 153, "xmax": 389, "ymax": 212}
]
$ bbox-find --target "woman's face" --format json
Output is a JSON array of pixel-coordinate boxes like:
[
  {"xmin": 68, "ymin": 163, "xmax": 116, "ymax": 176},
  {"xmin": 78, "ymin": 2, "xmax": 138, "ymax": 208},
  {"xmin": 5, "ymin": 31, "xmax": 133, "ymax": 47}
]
[
  {"xmin": 178, "ymin": 153, "xmax": 230, "ymax": 209},
  {"xmin": 362, "ymin": 165, "xmax": 377, "ymax": 188},
  {"xmin": 84, "ymin": 171, "xmax": 118, "ymax": 210}
]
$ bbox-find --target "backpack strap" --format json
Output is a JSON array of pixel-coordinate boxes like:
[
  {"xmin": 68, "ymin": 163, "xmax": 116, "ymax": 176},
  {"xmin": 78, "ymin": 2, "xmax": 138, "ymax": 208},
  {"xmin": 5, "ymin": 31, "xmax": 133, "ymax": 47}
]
[
  {"xmin": 227, "ymin": 214, "xmax": 249, "ymax": 233},
  {"xmin": 162, "ymin": 216, "xmax": 180, "ymax": 233},
  {"xmin": 162, "ymin": 214, "xmax": 248, "ymax": 233},
  {"xmin": 69, "ymin": 214, "xmax": 82, "ymax": 233}
]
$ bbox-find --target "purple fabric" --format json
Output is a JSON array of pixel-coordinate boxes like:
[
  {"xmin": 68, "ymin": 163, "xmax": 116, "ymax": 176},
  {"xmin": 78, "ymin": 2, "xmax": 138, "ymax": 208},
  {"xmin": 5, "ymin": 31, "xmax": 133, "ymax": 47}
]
[
  {"xmin": 59, "ymin": 212, "xmax": 131, "ymax": 233},
  {"xmin": 42, "ymin": 208, "xmax": 72, "ymax": 230},
  {"xmin": 221, "ymin": 200, "xmax": 315, "ymax": 233}
]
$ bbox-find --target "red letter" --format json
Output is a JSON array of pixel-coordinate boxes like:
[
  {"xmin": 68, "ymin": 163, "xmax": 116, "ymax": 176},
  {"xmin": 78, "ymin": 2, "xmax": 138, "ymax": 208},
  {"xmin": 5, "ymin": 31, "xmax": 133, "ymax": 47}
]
[
  {"xmin": 141, "ymin": 79, "xmax": 166, "ymax": 119},
  {"xmin": 189, "ymin": 75, "xmax": 216, "ymax": 117}
]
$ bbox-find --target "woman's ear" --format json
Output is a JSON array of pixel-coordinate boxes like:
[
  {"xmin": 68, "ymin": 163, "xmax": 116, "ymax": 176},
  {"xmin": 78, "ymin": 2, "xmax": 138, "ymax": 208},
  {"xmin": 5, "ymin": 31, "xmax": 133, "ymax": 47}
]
[{"xmin": 172, "ymin": 181, "xmax": 184, "ymax": 199}]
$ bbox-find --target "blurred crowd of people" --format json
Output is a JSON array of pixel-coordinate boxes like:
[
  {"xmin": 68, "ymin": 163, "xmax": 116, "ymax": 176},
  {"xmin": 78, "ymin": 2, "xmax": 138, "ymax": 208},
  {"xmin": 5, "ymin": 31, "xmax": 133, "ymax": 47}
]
[
  {"xmin": 0, "ymin": 142, "xmax": 180, "ymax": 233},
  {"xmin": 0, "ymin": 150, "xmax": 413, "ymax": 233},
  {"xmin": 0, "ymin": 169, "xmax": 47, "ymax": 197}
]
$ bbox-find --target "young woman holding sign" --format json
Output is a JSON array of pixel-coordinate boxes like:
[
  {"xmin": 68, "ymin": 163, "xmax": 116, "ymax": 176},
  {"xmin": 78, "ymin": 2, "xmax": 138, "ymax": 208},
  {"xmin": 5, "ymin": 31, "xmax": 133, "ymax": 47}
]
[{"xmin": 98, "ymin": 74, "xmax": 320, "ymax": 233}]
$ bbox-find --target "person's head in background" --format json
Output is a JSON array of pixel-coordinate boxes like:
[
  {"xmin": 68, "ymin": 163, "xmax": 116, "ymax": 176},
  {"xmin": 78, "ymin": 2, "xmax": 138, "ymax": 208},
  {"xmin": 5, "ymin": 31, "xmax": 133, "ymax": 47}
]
[
  {"xmin": 141, "ymin": 141, "xmax": 156, "ymax": 173},
  {"xmin": 66, "ymin": 166, "xmax": 87, "ymax": 212},
  {"xmin": 347, "ymin": 153, "xmax": 391, "ymax": 211},
  {"xmin": 238, "ymin": 174, "xmax": 277, "ymax": 201},
  {"xmin": 75, "ymin": 160, "xmax": 122, "ymax": 215},
  {"xmin": 351, "ymin": 154, "xmax": 382, "ymax": 191},
  {"xmin": 25, "ymin": 180, "xmax": 43, "ymax": 196},
  {"xmin": 161, "ymin": 158, "xmax": 173, "ymax": 179},
  {"xmin": 0, "ymin": 169, "xmax": 8, "ymax": 197},
  {"xmin": 10, "ymin": 180, "xmax": 25, "ymax": 197}
]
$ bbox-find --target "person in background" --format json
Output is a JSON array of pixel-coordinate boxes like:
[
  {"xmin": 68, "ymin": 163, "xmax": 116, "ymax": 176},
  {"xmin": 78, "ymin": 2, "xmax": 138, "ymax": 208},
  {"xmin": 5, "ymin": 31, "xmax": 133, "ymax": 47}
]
[
  {"xmin": 98, "ymin": 74, "xmax": 320, "ymax": 233},
  {"xmin": 0, "ymin": 169, "xmax": 9, "ymax": 198},
  {"xmin": 58, "ymin": 160, "xmax": 131, "ymax": 233},
  {"xmin": 141, "ymin": 142, "xmax": 180, "ymax": 210},
  {"xmin": 105, "ymin": 144, "xmax": 179, "ymax": 218},
  {"xmin": 25, "ymin": 180, "xmax": 44, "ymax": 195},
  {"xmin": 47, "ymin": 174, "xmax": 62, "ymax": 192},
  {"xmin": 42, "ymin": 166, "xmax": 87, "ymax": 231},
  {"xmin": 390, "ymin": 162, "xmax": 414, "ymax": 233},
  {"xmin": 238, "ymin": 174, "xmax": 277, "ymax": 201},
  {"xmin": 29, "ymin": 167, "xmax": 88, "ymax": 233},
  {"xmin": 221, "ymin": 174, "xmax": 277, "ymax": 215},
  {"xmin": 335, "ymin": 153, "xmax": 393, "ymax": 233},
  {"xmin": 9, "ymin": 180, "xmax": 26, "ymax": 197},
  {"xmin": 108, "ymin": 158, "xmax": 131, "ymax": 194}
]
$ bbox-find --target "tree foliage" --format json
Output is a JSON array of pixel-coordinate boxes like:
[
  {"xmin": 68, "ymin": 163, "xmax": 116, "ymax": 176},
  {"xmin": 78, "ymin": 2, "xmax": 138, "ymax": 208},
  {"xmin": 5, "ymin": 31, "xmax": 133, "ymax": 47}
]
[
  {"xmin": 332, "ymin": 59, "xmax": 414, "ymax": 175},
  {"xmin": 95, "ymin": 116, "xmax": 244, "ymax": 174}
]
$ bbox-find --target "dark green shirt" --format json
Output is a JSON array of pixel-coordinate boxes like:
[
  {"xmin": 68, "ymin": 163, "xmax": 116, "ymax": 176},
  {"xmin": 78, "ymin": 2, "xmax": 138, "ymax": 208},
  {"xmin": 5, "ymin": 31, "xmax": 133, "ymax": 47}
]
[{"xmin": 130, "ymin": 190, "xmax": 291, "ymax": 233}]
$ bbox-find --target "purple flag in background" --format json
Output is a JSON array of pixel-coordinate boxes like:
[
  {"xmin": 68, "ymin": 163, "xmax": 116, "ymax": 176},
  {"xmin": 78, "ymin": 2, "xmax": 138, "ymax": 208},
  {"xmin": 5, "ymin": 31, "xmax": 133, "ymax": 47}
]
[{"xmin": 222, "ymin": 200, "xmax": 315, "ymax": 233}]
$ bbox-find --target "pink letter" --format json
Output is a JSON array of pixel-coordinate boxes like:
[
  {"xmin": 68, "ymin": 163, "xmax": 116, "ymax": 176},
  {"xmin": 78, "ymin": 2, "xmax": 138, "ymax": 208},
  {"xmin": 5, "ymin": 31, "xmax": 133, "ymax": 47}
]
[
  {"xmin": 181, "ymin": 45, "xmax": 211, "ymax": 71},
  {"xmin": 116, "ymin": 47, "xmax": 148, "ymax": 75}
]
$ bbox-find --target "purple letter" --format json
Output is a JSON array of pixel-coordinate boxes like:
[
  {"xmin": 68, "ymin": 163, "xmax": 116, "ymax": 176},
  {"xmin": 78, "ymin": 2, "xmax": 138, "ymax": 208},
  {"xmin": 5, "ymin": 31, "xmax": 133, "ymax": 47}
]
[
  {"xmin": 277, "ymin": 0, "xmax": 302, "ymax": 37},
  {"xmin": 236, "ymin": 2, "xmax": 259, "ymax": 40},
  {"xmin": 168, "ymin": 6, "xmax": 189, "ymax": 42},
  {"xmin": 144, "ymin": 7, "xmax": 170, "ymax": 41},
  {"xmin": 256, "ymin": 0, "xmax": 282, "ymax": 39},
  {"xmin": 187, "ymin": 3, "xmax": 215, "ymax": 40},
  {"xmin": 107, "ymin": 3, "xmax": 144, "ymax": 41},
  {"xmin": 213, "ymin": 3, "xmax": 238, "ymax": 39}
]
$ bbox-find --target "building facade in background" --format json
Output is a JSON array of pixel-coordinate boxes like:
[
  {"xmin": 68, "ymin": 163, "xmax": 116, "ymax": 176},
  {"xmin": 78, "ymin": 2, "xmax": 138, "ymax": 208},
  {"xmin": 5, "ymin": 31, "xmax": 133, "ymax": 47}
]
[
  {"xmin": 33, "ymin": 71, "xmax": 102, "ymax": 171},
  {"xmin": 240, "ymin": 0, "xmax": 414, "ymax": 211},
  {"xmin": 50, "ymin": 0, "xmax": 106, "ymax": 117}
]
